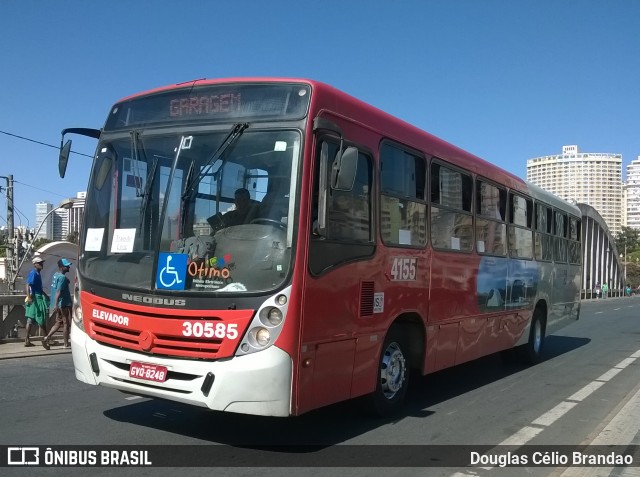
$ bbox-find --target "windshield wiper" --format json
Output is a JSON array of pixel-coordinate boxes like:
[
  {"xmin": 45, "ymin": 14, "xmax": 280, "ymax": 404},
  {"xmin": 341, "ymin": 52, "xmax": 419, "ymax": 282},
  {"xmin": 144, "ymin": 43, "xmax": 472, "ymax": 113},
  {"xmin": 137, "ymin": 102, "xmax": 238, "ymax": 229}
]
[
  {"xmin": 138, "ymin": 156, "xmax": 158, "ymax": 228},
  {"xmin": 181, "ymin": 122, "xmax": 249, "ymax": 201},
  {"xmin": 180, "ymin": 159, "xmax": 196, "ymax": 236},
  {"xmin": 130, "ymin": 131, "xmax": 146, "ymax": 198}
]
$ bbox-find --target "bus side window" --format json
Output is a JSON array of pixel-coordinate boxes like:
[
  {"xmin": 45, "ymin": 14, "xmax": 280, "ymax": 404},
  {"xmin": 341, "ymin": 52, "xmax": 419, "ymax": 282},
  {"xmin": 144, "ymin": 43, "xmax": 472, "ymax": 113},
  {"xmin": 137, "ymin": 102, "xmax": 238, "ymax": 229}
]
[
  {"xmin": 430, "ymin": 162, "xmax": 473, "ymax": 251},
  {"xmin": 380, "ymin": 143, "xmax": 427, "ymax": 247},
  {"xmin": 309, "ymin": 139, "xmax": 374, "ymax": 275},
  {"xmin": 326, "ymin": 151, "xmax": 372, "ymax": 242}
]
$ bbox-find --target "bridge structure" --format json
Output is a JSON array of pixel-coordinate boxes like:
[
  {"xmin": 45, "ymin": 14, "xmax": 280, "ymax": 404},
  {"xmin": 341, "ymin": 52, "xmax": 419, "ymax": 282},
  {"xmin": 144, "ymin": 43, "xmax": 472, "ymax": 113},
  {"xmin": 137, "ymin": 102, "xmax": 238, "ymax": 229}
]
[{"xmin": 579, "ymin": 203, "xmax": 625, "ymax": 299}]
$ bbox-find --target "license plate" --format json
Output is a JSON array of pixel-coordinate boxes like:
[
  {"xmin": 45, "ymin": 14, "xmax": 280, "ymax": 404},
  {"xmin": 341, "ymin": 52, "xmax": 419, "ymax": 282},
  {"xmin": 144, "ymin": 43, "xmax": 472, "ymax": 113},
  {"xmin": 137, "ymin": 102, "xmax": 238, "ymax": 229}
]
[{"xmin": 129, "ymin": 361, "xmax": 168, "ymax": 383}]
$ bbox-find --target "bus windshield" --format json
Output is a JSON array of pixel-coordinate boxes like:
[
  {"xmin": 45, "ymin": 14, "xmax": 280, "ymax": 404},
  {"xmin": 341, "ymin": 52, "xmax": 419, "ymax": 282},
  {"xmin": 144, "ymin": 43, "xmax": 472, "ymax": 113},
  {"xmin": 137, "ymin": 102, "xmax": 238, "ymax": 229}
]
[{"xmin": 81, "ymin": 127, "xmax": 300, "ymax": 294}]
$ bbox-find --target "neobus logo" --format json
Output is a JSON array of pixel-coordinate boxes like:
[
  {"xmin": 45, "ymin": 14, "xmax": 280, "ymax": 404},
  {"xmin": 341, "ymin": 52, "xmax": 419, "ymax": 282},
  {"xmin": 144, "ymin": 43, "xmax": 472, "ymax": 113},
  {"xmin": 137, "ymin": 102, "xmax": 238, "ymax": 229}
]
[{"xmin": 122, "ymin": 294, "xmax": 186, "ymax": 306}]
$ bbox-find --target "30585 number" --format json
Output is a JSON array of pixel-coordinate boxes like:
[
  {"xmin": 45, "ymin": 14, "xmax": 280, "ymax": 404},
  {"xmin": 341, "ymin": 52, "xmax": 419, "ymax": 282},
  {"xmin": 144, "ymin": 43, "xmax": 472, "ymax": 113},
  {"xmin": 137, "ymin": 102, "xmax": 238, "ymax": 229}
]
[{"xmin": 182, "ymin": 321, "xmax": 238, "ymax": 339}]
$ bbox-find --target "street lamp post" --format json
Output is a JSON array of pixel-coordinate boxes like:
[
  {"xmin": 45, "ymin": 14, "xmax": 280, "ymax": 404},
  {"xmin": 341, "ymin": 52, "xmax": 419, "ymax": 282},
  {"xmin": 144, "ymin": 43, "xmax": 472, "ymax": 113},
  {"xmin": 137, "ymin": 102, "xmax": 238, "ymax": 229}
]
[
  {"xmin": 10, "ymin": 198, "xmax": 74, "ymax": 292},
  {"xmin": 624, "ymin": 242, "xmax": 627, "ymax": 286},
  {"xmin": 620, "ymin": 243, "xmax": 628, "ymax": 297}
]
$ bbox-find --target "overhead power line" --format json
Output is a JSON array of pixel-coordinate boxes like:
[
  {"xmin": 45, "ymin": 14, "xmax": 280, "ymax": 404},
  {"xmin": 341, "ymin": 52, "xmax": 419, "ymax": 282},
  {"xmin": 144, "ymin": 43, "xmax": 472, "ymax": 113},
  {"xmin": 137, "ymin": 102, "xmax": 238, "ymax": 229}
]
[
  {"xmin": 0, "ymin": 129, "xmax": 94, "ymax": 158},
  {"xmin": 14, "ymin": 180, "xmax": 68, "ymax": 199}
]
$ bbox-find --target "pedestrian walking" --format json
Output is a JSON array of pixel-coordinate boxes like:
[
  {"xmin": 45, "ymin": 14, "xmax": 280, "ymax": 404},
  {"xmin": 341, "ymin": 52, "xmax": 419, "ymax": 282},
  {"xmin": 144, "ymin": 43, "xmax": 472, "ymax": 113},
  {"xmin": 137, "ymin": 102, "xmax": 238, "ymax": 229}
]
[
  {"xmin": 602, "ymin": 282, "xmax": 609, "ymax": 299},
  {"xmin": 24, "ymin": 256, "xmax": 49, "ymax": 347},
  {"xmin": 42, "ymin": 258, "xmax": 73, "ymax": 349}
]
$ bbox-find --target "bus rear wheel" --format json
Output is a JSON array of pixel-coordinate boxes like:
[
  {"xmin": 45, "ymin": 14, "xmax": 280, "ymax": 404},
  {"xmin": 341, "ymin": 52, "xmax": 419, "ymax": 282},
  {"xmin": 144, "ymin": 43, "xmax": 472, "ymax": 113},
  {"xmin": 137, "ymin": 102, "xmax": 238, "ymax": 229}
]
[
  {"xmin": 368, "ymin": 329, "xmax": 409, "ymax": 416},
  {"xmin": 518, "ymin": 309, "xmax": 545, "ymax": 364}
]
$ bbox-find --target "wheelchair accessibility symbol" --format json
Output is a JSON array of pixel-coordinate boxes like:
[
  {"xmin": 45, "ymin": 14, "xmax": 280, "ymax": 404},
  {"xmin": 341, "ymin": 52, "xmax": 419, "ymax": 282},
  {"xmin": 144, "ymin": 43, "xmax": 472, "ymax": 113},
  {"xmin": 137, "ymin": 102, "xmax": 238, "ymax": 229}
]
[{"xmin": 156, "ymin": 253, "xmax": 188, "ymax": 290}]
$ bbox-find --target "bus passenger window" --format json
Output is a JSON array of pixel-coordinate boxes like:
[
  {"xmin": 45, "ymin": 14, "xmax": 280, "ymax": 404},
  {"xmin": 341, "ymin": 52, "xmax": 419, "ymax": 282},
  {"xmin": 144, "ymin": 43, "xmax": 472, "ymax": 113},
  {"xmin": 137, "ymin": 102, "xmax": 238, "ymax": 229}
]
[
  {"xmin": 430, "ymin": 163, "xmax": 473, "ymax": 251},
  {"xmin": 476, "ymin": 180, "xmax": 507, "ymax": 256},
  {"xmin": 380, "ymin": 143, "xmax": 427, "ymax": 247}
]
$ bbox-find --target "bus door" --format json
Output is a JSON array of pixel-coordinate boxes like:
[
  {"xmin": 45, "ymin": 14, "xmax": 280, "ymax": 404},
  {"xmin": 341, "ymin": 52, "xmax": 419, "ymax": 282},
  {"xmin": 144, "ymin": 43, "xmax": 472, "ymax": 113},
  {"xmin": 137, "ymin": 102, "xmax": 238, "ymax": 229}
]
[{"xmin": 299, "ymin": 134, "xmax": 376, "ymax": 412}]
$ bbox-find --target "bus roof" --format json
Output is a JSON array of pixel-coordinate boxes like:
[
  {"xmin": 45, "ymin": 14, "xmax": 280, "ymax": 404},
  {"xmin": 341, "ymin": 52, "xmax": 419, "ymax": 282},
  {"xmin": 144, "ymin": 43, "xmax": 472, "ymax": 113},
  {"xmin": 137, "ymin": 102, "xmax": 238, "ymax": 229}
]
[{"xmin": 114, "ymin": 77, "xmax": 571, "ymax": 210}]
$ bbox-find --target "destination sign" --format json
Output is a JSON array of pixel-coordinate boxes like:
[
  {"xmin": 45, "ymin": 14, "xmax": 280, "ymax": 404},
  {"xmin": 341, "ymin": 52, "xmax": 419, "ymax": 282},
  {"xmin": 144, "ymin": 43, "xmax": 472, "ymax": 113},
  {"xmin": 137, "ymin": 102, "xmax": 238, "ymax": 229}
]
[
  {"xmin": 169, "ymin": 93, "xmax": 241, "ymax": 118},
  {"xmin": 104, "ymin": 83, "xmax": 311, "ymax": 131}
]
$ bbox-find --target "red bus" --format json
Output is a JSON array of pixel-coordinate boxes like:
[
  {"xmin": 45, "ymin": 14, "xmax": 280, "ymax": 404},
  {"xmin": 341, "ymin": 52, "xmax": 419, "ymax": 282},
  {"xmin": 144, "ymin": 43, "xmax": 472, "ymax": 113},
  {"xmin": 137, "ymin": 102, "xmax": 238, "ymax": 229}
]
[{"xmin": 59, "ymin": 78, "xmax": 581, "ymax": 416}]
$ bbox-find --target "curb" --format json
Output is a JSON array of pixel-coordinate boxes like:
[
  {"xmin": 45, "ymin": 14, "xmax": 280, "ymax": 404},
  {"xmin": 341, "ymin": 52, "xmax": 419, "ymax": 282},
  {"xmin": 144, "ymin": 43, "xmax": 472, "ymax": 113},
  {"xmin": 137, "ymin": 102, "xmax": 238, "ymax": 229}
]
[
  {"xmin": 0, "ymin": 348, "xmax": 72, "ymax": 360},
  {"xmin": 0, "ymin": 335, "xmax": 72, "ymax": 360}
]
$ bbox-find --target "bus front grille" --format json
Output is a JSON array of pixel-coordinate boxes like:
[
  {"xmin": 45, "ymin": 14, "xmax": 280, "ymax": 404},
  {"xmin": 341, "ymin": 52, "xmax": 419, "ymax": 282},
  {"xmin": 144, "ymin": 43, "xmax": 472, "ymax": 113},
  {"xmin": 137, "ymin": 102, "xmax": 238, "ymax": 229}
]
[{"xmin": 91, "ymin": 321, "xmax": 223, "ymax": 359}]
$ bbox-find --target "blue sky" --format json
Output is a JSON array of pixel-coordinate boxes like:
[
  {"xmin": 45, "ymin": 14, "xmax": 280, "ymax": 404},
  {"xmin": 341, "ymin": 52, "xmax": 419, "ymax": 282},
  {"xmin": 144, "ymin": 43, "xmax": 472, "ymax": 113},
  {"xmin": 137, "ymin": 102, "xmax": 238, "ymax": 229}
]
[{"xmin": 1, "ymin": 1, "xmax": 639, "ymax": 228}]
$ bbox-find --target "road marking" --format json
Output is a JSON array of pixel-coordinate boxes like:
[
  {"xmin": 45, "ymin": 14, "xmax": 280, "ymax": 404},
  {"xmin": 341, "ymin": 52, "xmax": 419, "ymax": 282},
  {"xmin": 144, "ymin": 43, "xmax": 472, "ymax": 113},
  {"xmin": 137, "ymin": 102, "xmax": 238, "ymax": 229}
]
[
  {"xmin": 497, "ymin": 426, "xmax": 544, "ymax": 446},
  {"xmin": 595, "ymin": 311, "xmax": 603, "ymax": 314},
  {"xmin": 125, "ymin": 395, "xmax": 143, "ymax": 400},
  {"xmin": 567, "ymin": 381, "xmax": 605, "ymax": 402},
  {"xmin": 614, "ymin": 307, "xmax": 621, "ymax": 311},
  {"xmin": 453, "ymin": 348, "xmax": 640, "ymax": 477},
  {"xmin": 559, "ymin": 381, "xmax": 640, "ymax": 477},
  {"xmin": 597, "ymin": 368, "xmax": 623, "ymax": 382},
  {"xmin": 531, "ymin": 401, "xmax": 578, "ymax": 426},
  {"xmin": 615, "ymin": 357, "xmax": 636, "ymax": 369}
]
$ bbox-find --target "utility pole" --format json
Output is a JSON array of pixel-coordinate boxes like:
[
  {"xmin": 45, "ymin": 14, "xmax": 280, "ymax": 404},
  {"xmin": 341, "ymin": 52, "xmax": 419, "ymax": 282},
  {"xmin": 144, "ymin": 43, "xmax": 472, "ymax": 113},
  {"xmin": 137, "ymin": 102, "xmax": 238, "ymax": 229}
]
[{"xmin": 1, "ymin": 175, "xmax": 15, "ymax": 291}]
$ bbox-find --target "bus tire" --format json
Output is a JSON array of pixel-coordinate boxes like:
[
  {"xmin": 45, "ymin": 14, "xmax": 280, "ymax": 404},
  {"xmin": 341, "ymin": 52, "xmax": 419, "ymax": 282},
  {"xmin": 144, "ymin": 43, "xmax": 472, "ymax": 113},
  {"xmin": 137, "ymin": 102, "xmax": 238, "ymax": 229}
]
[
  {"xmin": 368, "ymin": 329, "xmax": 409, "ymax": 416},
  {"xmin": 518, "ymin": 308, "xmax": 545, "ymax": 365}
]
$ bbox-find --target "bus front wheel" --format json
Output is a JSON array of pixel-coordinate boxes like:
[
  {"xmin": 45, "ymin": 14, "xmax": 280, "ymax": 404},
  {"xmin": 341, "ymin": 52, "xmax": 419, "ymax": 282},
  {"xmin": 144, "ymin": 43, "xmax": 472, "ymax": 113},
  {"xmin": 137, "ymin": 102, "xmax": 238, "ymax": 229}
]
[{"xmin": 369, "ymin": 329, "xmax": 409, "ymax": 416}]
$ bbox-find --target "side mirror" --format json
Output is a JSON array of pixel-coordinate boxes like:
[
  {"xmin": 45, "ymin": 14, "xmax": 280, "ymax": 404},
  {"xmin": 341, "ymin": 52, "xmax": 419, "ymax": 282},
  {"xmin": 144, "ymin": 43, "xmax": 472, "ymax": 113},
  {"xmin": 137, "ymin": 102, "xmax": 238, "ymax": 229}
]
[
  {"xmin": 331, "ymin": 146, "xmax": 358, "ymax": 191},
  {"xmin": 59, "ymin": 140, "xmax": 72, "ymax": 178}
]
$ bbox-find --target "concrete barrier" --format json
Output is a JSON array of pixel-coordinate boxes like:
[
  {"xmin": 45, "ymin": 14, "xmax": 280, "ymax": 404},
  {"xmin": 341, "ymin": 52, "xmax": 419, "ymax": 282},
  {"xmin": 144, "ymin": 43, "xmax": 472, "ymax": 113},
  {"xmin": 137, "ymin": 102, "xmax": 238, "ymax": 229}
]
[{"xmin": 1, "ymin": 294, "xmax": 27, "ymax": 339}]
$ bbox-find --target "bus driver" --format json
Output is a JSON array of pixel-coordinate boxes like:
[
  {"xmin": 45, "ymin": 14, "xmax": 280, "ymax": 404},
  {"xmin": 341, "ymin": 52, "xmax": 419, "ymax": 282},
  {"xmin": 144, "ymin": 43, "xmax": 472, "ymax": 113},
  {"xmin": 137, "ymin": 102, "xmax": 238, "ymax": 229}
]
[{"xmin": 208, "ymin": 188, "xmax": 259, "ymax": 230}]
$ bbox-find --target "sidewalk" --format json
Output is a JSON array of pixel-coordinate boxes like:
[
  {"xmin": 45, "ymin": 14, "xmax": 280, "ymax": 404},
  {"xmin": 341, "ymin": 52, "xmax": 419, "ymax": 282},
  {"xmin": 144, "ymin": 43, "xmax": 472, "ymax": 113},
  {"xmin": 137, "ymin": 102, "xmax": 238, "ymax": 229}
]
[{"xmin": 0, "ymin": 334, "xmax": 72, "ymax": 360}]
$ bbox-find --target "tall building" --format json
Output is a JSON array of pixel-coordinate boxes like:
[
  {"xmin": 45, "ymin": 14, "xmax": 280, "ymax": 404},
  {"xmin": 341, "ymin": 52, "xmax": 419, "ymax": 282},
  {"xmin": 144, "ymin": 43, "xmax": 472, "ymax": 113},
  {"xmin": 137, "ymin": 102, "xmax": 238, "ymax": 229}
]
[
  {"xmin": 527, "ymin": 145, "xmax": 623, "ymax": 236},
  {"xmin": 53, "ymin": 208, "xmax": 69, "ymax": 240},
  {"xmin": 68, "ymin": 191, "xmax": 86, "ymax": 237},
  {"xmin": 35, "ymin": 191, "xmax": 86, "ymax": 242},
  {"xmin": 625, "ymin": 156, "xmax": 640, "ymax": 231},
  {"xmin": 35, "ymin": 201, "xmax": 54, "ymax": 240}
]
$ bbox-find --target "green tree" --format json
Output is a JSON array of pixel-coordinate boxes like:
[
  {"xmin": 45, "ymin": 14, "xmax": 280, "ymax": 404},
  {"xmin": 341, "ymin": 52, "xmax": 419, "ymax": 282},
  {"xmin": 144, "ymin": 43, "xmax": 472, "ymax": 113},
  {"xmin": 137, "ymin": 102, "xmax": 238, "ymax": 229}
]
[
  {"xmin": 32, "ymin": 238, "xmax": 53, "ymax": 250},
  {"xmin": 66, "ymin": 231, "xmax": 79, "ymax": 244},
  {"xmin": 615, "ymin": 227, "xmax": 639, "ymax": 255}
]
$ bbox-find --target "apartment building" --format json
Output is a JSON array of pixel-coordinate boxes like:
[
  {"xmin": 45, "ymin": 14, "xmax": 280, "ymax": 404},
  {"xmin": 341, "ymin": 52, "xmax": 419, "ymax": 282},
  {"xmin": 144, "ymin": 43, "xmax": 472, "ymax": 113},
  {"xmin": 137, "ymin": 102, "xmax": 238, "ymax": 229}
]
[
  {"xmin": 34, "ymin": 191, "xmax": 86, "ymax": 241},
  {"xmin": 527, "ymin": 145, "xmax": 623, "ymax": 236},
  {"xmin": 625, "ymin": 156, "xmax": 640, "ymax": 231}
]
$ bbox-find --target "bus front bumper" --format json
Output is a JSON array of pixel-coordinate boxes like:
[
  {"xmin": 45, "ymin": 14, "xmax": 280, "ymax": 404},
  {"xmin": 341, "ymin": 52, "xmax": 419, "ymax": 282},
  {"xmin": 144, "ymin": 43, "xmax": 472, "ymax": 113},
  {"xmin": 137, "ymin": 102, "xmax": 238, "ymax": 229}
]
[{"xmin": 71, "ymin": 324, "xmax": 293, "ymax": 417}]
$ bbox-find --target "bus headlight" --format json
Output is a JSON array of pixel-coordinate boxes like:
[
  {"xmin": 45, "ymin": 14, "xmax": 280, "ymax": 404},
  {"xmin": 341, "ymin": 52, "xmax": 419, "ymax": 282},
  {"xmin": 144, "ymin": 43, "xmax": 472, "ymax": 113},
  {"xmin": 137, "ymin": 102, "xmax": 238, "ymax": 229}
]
[
  {"xmin": 266, "ymin": 308, "xmax": 283, "ymax": 326},
  {"xmin": 249, "ymin": 327, "xmax": 271, "ymax": 347},
  {"xmin": 72, "ymin": 283, "xmax": 85, "ymax": 332},
  {"xmin": 235, "ymin": 286, "xmax": 291, "ymax": 356}
]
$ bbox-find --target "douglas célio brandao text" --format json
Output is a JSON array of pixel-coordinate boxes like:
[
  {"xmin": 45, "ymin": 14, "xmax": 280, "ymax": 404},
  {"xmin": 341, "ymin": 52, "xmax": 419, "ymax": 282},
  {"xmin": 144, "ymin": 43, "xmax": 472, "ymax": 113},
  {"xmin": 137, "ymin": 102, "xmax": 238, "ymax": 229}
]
[{"xmin": 470, "ymin": 450, "xmax": 634, "ymax": 467}]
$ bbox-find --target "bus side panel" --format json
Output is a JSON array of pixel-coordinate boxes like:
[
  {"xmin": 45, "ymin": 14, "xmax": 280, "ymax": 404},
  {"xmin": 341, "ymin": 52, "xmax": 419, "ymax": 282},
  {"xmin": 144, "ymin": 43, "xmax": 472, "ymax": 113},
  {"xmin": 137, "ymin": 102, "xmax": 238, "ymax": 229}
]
[
  {"xmin": 305, "ymin": 339, "xmax": 357, "ymax": 410},
  {"xmin": 428, "ymin": 252, "xmax": 478, "ymax": 372},
  {"xmin": 456, "ymin": 316, "xmax": 488, "ymax": 364},
  {"xmin": 296, "ymin": 262, "xmax": 379, "ymax": 414},
  {"xmin": 547, "ymin": 261, "xmax": 581, "ymax": 335}
]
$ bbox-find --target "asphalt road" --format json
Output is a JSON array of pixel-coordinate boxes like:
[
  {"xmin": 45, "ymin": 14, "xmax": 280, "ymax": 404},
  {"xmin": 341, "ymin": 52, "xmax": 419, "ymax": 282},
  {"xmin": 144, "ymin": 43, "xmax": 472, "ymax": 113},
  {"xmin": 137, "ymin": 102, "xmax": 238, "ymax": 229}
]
[{"xmin": 1, "ymin": 297, "xmax": 639, "ymax": 477}]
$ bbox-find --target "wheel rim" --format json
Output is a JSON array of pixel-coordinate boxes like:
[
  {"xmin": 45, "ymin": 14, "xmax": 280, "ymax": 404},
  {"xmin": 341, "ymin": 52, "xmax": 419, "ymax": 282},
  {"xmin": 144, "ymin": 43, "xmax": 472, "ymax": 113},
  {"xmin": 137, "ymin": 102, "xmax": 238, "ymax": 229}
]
[
  {"xmin": 380, "ymin": 342, "xmax": 406, "ymax": 399},
  {"xmin": 532, "ymin": 319, "xmax": 542, "ymax": 354}
]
